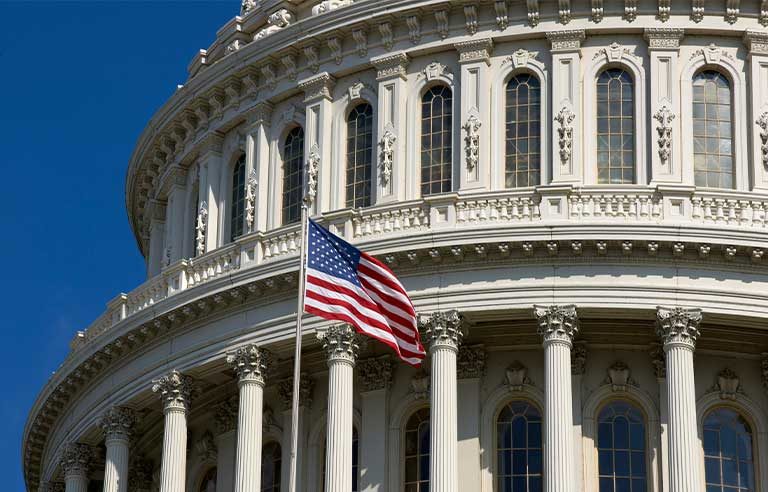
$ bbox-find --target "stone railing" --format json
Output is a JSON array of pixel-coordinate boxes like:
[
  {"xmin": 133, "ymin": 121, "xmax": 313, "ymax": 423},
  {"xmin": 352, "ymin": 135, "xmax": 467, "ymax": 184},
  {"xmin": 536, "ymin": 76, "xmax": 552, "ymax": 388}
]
[{"xmin": 75, "ymin": 185, "xmax": 768, "ymax": 350}]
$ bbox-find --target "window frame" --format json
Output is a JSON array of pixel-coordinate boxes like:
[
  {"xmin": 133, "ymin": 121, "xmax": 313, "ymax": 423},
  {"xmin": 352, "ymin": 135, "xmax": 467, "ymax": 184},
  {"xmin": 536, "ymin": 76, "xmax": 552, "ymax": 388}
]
[
  {"xmin": 280, "ymin": 125, "xmax": 306, "ymax": 226},
  {"xmin": 503, "ymin": 71, "xmax": 544, "ymax": 189},
  {"xmin": 494, "ymin": 399, "xmax": 544, "ymax": 492},
  {"xmin": 418, "ymin": 83, "xmax": 455, "ymax": 197},
  {"xmin": 261, "ymin": 440, "xmax": 282, "ymax": 492},
  {"xmin": 594, "ymin": 399, "xmax": 649, "ymax": 492},
  {"xmin": 228, "ymin": 153, "xmax": 247, "ymax": 243},
  {"xmin": 344, "ymin": 102, "xmax": 376, "ymax": 209}
]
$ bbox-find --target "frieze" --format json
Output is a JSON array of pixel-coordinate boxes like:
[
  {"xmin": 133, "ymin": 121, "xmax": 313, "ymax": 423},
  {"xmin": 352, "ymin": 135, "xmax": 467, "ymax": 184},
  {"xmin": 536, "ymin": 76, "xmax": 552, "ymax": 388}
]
[
  {"xmin": 547, "ymin": 30, "xmax": 585, "ymax": 52},
  {"xmin": 455, "ymin": 38, "xmax": 493, "ymax": 64},
  {"xmin": 371, "ymin": 52, "xmax": 409, "ymax": 81}
]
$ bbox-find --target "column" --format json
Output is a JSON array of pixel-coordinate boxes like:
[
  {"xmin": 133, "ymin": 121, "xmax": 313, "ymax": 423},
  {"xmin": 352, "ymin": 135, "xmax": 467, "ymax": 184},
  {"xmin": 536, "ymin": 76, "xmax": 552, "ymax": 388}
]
[
  {"xmin": 656, "ymin": 306, "xmax": 703, "ymax": 492},
  {"xmin": 571, "ymin": 342, "xmax": 587, "ymax": 492},
  {"xmin": 419, "ymin": 310, "xmax": 466, "ymax": 492},
  {"xmin": 214, "ymin": 396, "xmax": 239, "ymax": 492},
  {"xmin": 644, "ymin": 28, "xmax": 685, "ymax": 184},
  {"xmin": 243, "ymin": 103, "xmax": 273, "ymax": 234},
  {"xmin": 743, "ymin": 31, "xmax": 768, "ymax": 191},
  {"xmin": 298, "ymin": 73, "xmax": 335, "ymax": 214},
  {"xmin": 100, "ymin": 407, "xmax": 136, "ymax": 492},
  {"xmin": 61, "ymin": 443, "xmax": 92, "ymax": 492},
  {"xmin": 227, "ymin": 344, "xmax": 272, "ymax": 492},
  {"xmin": 546, "ymin": 31, "xmax": 585, "ymax": 184},
  {"xmin": 456, "ymin": 345, "xmax": 486, "ymax": 492},
  {"xmin": 533, "ymin": 304, "xmax": 579, "ymax": 492},
  {"xmin": 357, "ymin": 356, "xmax": 394, "ymax": 492},
  {"xmin": 152, "ymin": 370, "xmax": 194, "ymax": 492},
  {"xmin": 318, "ymin": 325, "xmax": 361, "ymax": 492},
  {"xmin": 370, "ymin": 53, "xmax": 409, "ymax": 204},
  {"xmin": 455, "ymin": 39, "xmax": 492, "ymax": 191},
  {"xmin": 279, "ymin": 374, "xmax": 314, "ymax": 492}
]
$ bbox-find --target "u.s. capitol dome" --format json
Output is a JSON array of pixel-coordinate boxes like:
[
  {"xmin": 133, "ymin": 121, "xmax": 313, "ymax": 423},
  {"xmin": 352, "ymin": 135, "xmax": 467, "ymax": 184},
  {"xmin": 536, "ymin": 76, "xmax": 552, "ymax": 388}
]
[{"xmin": 23, "ymin": 1, "xmax": 768, "ymax": 492}]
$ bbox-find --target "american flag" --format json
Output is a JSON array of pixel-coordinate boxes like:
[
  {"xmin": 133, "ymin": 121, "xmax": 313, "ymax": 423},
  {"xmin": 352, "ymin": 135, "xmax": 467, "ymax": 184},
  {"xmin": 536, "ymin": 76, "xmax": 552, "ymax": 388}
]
[{"xmin": 303, "ymin": 219, "xmax": 426, "ymax": 366}]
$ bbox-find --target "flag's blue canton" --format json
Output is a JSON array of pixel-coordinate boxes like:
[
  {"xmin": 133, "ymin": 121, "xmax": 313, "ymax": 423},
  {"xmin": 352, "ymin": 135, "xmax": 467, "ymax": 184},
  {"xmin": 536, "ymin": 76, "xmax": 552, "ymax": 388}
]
[{"xmin": 308, "ymin": 220, "xmax": 362, "ymax": 287}]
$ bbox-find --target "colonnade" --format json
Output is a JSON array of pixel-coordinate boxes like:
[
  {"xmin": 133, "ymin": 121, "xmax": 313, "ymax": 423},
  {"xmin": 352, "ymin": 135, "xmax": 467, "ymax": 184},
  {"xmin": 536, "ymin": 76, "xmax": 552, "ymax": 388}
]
[{"xmin": 51, "ymin": 305, "xmax": 704, "ymax": 492}]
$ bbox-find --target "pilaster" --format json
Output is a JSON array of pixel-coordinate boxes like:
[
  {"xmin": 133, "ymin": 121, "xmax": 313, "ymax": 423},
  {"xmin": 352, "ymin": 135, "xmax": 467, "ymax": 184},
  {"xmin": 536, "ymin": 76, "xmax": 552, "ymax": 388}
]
[
  {"xmin": 534, "ymin": 304, "xmax": 578, "ymax": 492},
  {"xmin": 455, "ymin": 39, "xmax": 492, "ymax": 192},
  {"xmin": 278, "ymin": 374, "xmax": 313, "ymax": 492},
  {"xmin": 164, "ymin": 168, "xmax": 188, "ymax": 264},
  {"xmin": 146, "ymin": 199, "xmax": 167, "ymax": 277},
  {"xmin": 198, "ymin": 133, "xmax": 225, "ymax": 253},
  {"xmin": 547, "ymin": 30, "xmax": 585, "ymax": 184},
  {"xmin": 299, "ymin": 73, "xmax": 336, "ymax": 215},
  {"xmin": 656, "ymin": 306, "xmax": 703, "ymax": 492},
  {"xmin": 371, "ymin": 52, "xmax": 409, "ymax": 204},
  {"xmin": 456, "ymin": 345, "xmax": 485, "ymax": 492},
  {"xmin": 101, "ymin": 407, "xmax": 136, "ymax": 492},
  {"xmin": 645, "ymin": 29, "xmax": 685, "ymax": 185},
  {"xmin": 244, "ymin": 102, "xmax": 273, "ymax": 233},
  {"xmin": 61, "ymin": 443, "xmax": 92, "ymax": 492},
  {"xmin": 744, "ymin": 31, "xmax": 768, "ymax": 191},
  {"xmin": 214, "ymin": 396, "xmax": 238, "ymax": 492},
  {"xmin": 357, "ymin": 356, "xmax": 393, "ymax": 492},
  {"xmin": 571, "ymin": 342, "xmax": 587, "ymax": 492},
  {"xmin": 152, "ymin": 370, "xmax": 194, "ymax": 492}
]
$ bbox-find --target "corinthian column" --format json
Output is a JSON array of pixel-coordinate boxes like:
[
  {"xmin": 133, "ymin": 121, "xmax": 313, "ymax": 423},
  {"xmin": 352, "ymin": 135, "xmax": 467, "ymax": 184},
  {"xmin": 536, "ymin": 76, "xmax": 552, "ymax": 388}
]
[
  {"xmin": 534, "ymin": 305, "xmax": 579, "ymax": 492},
  {"xmin": 61, "ymin": 443, "xmax": 92, "ymax": 492},
  {"xmin": 419, "ymin": 310, "xmax": 466, "ymax": 492},
  {"xmin": 152, "ymin": 370, "xmax": 194, "ymax": 492},
  {"xmin": 100, "ymin": 407, "xmax": 136, "ymax": 492},
  {"xmin": 656, "ymin": 306, "xmax": 703, "ymax": 492},
  {"xmin": 227, "ymin": 344, "xmax": 272, "ymax": 492},
  {"xmin": 318, "ymin": 325, "xmax": 361, "ymax": 492}
]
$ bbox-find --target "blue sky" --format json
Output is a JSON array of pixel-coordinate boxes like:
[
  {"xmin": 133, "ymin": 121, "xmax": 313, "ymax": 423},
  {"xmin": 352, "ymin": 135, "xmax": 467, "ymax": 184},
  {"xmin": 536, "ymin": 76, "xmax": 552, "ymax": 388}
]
[{"xmin": 0, "ymin": 2, "xmax": 234, "ymax": 489}]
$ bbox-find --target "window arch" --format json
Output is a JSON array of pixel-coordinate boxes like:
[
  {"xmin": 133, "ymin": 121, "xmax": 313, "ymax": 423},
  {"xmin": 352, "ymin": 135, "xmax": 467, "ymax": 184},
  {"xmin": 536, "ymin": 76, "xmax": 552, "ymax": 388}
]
[
  {"xmin": 404, "ymin": 407, "xmax": 430, "ymax": 491},
  {"xmin": 282, "ymin": 127, "xmax": 305, "ymax": 225},
  {"xmin": 230, "ymin": 154, "xmax": 246, "ymax": 241},
  {"xmin": 497, "ymin": 400, "xmax": 543, "ymax": 492},
  {"xmin": 597, "ymin": 400, "xmax": 647, "ymax": 492},
  {"xmin": 596, "ymin": 68, "xmax": 635, "ymax": 184},
  {"xmin": 346, "ymin": 103, "xmax": 374, "ymax": 209},
  {"xmin": 692, "ymin": 70, "xmax": 734, "ymax": 189},
  {"xmin": 261, "ymin": 441, "xmax": 281, "ymax": 492},
  {"xmin": 420, "ymin": 85, "xmax": 453, "ymax": 196},
  {"xmin": 198, "ymin": 467, "xmax": 217, "ymax": 492},
  {"xmin": 505, "ymin": 73, "xmax": 541, "ymax": 188},
  {"xmin": 703, "ymin": 407, "xmax": 755, "ymax": 491}
]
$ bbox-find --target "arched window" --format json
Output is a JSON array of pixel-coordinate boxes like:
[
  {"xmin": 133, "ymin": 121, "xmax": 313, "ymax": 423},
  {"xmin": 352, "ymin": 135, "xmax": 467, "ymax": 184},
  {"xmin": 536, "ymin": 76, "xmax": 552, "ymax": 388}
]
[
  {"xmin": 421, "ymin": 85, "xmax": 453, "ymax": 196},
  {"xmin": 261, "ymin": 441, "xmax": 281, "ymax": 492},
  {"xmin": 230, "ymin": 154, "xmax": 246, "ymax": 241},
  {"xmin": 693, "ymin": 70, "xmax": 734, "ymax": 189},
  {"xmin": 346, "ymin": 103, "xmax": 374, "ymax": 209},
  {"xmin": 404, "ymin": 407, "xmax": 430, "ymax": 491},
  {"xmin": 597, "ymin": 401, "xmax": 647, "ymax": 492},
  {"xmin": 497, "ymin": 400, "xmax": 543, "ymax": 492},
  {"xmin": 282, "ymin": 127, "xmax": 305, "ymax": 225},
  {"xmin": 703, "ymin": 407, "xmax": 755, "ymax": 491},
  {"xmin": 198, "ymin": 467, "xmax": 217, "ymax": 492},
  {"xmin": 505, "ymin": 74, "xmax": 541, "ymax": 188},
  {"xmin": 321, "ymin": 426, "xmax": 360, "ymax": 491},
  {"xmin": 596, "ymin": 68, "xmax": 635, "ymax": 184}
]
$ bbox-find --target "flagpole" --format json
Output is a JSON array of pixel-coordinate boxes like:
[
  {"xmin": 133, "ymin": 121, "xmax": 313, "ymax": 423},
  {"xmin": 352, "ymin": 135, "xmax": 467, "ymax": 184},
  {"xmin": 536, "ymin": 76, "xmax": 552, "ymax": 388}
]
[{"xmin": 288, "ymin": 200, "xmax": 309, "ymax": 492}]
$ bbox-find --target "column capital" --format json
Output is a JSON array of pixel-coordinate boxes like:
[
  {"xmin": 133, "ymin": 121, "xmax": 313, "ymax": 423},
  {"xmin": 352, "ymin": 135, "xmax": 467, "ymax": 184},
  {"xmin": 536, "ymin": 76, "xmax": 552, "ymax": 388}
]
[
  {"xmin": 418, "ymin": 310, "xmax": 466, "ymax": 351},
  {"xmin": 454, "ymin": 38, "xmax": 493, "ymax": 65},
  {"xmin": 371, "ymin": 52, "xmax": 410, "ymax": 81},
  {"xmin": 226, "ymin": 344, "xmax": 272, "ymax": 385},
  {"xmin": 656, "ymin": 306, "xmax": 703, "ymax": 349},
  {"xmin": 100, "ymin": 406, "xmax": 137, "ymax": 442},
  {"xmin": 298, "ymin": 72, "xmax": 336, "ymax": 103},
  {"xmin": 278, "ymin": 373, "xmax": 314, "ymax": 409},
  {"xmin": 317, "ymin": 324, "xmax": 361, "ymax": 365},
  {"xmin": 244, "ymin": 101, "xmax": 274, "ymax": 128},
  {"xmin": 151, "ymin": 370, "xmax": 194, "ymax": 413},
  {"xmin": 214, "ymin": 395, "xmax": 239, "ymax": 435},
  {"xmin": 744, "ymin": 30, "xmax": 768, "ymax": 56},
  {"xmin": 644, "ymin": 28, "xmax": 685, "ymax": 50},
  {"xmin": 546, "ymin": 30, "xmax": 585, "ymax": 52},
  {"xmin": 357, "ymin": 356, "xmax": 394, "ymax": 391},
  {"xmin": 60, "ymin": 442, "xmax": 93, "ymax": 479},
  {"xmin": 457, "ymin": 345, "xmax": 486, "ymax": 379},
  {"xmin": 534, "ymin": 304, "xmax": 579, "ymax": 345}
]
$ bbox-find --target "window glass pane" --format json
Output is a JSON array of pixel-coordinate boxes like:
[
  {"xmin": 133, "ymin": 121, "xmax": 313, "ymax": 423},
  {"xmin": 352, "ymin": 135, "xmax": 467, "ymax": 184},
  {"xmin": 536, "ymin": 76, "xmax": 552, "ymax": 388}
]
[
  {"xmin": 421, "ymin": 86, "xmax": 453, "ymax": 196},
  {"xmin": 505, "ymin": 74, "xmax": 541, "ymax": 187},
  {"xmin": 282, "ymin": 127, "xmax": 305, "ymax": 224},
  {"xmin": 703, "ymin": 407, "xmax": 755, "ymax": 492},
  {"xmin": 496, "ymin": 401, "xmax": 543, "ymax": 492},
  {"xmin": 261, "ymin": 442, "xmax": 281, "ymax": 492},
  {"xmin": 596, "ymin": 68, "xmax": 635, "ymax": 184},
  {"xmin": 405, "ymin": 408, "xmax": 430, "ymax": 491},
  {"xmin": 693, "ymin": 71, "xmax": 735, "ymax": 189},
  {"xmin": 230, "ymin": 155, "xmax": 246, "ymax": 242},
  {"xmin": 597, "ymin": 401, "xmax": 647, "ymax": 492},
  {"xmin": 346, "ymin": 103, "xmax": 374, "ymax": 208}
]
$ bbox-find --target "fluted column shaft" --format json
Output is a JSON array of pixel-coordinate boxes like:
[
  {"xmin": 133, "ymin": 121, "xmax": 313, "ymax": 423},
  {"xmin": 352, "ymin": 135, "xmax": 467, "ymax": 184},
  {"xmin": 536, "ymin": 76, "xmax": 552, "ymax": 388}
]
[
  {"xmin": 227, "ymin": 345, "xmax": 271, "ymax": 492},
  {"xmin": 534, "ymin": 305, "xmax": 578, "ymax": 492},
  {"xmin": 64, "ymin": 473, "xmax": 88, "ymax": 492},
  {"xmin": 152, "ymin": 371, "xmax": 193, "ymax": 492},
  {"xmin": 103, "ymin": 436, "xmax": 130, "ymax": 492},
  {"xmin": 657, "ymin": 306, "xmax": 704, "ymax": 492},
  {"xmin": 419, "ymin": 310, "xmax": 465, "ymax": 492},
  {"xmin": 318, "ymin": 325, "xmax": 360, "ymax": 492}
]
